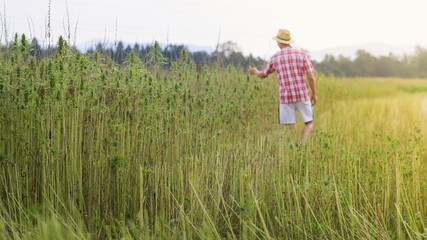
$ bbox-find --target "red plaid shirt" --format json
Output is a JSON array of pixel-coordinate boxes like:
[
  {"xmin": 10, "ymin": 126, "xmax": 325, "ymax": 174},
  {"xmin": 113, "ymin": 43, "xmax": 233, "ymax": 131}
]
[{"xmin": 263, "ymin": 46, "xmax": 314, "ymax": 104}]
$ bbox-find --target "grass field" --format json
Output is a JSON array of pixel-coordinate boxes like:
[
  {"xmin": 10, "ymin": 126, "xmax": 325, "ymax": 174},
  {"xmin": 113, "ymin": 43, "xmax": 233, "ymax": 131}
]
[{"xmin": 0, "ymin": 37, "xmax": 426, "ymax": 239}]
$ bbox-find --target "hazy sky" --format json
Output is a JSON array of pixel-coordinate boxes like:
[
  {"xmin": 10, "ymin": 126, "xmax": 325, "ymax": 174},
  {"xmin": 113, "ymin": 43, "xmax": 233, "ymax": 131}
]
[{"xmin": 2, "ymin": 0, "xmax": 427, "ymax": 58}]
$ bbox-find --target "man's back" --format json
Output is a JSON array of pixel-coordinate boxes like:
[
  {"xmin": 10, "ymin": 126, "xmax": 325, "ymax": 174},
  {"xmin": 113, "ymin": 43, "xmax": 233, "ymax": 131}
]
[{"xmin": 263, "ymin": 46, "xmax": 314, "ymax": 104}]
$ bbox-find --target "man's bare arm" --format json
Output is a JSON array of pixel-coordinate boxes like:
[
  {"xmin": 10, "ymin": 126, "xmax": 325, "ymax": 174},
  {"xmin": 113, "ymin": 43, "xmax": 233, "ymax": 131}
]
[
  {"xmin": 248, "ymin": 67, "xmax": 267, "ymax": 78},
  {"xmin": 306, "ymin": 72, "xmax": 317, "ymax": 106}
]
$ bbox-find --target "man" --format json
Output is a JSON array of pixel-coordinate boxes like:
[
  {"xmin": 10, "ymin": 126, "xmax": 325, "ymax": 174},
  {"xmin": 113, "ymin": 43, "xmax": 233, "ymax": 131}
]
[{"xmin": 248, "ymin": 29, "xmax": 317, "ymax": 143}]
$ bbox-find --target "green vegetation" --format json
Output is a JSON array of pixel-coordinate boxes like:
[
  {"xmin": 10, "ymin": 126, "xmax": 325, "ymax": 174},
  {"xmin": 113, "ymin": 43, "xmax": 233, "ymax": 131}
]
[
  {"xmin": 0, "ymin": 35, "xmax": 426, "ymax": 239},
  {"xmin": 28, "ymin": 38, "xmax": 266, "ymax": 70},
  {"xmin": 314, "ymin": 47, "xmax": 427, "ymax": 78},
  {"xmin": 29, "ymin": 36, "xmax": 427, "ymax": 79}
]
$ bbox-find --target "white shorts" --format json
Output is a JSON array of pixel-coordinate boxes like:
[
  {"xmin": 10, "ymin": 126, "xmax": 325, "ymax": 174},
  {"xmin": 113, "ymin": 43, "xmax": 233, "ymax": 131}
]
[{"xmin": 278, "ymin": 101, "xmax": 313, "ymax": 124}]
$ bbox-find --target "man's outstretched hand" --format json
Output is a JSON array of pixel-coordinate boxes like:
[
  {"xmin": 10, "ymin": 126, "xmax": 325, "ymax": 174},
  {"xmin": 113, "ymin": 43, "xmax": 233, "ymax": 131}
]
[
  {"xmin": 248, "ymin": 67, "xmax": 266, "ymax": 78},
  {"xmin": 248, "ymin": 67, "xmax": 258, "ymax": 75}
]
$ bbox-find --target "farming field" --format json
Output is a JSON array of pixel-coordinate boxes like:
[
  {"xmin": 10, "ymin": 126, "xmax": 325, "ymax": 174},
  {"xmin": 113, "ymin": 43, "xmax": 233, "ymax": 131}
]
[{"xmin": 0, "ymin": 37, "xmax": 426, "ymax": 239}]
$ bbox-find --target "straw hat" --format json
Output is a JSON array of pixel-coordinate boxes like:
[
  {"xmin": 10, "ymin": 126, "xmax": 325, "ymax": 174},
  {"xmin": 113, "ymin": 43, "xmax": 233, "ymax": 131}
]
[{"xmin": 272, "ymin": 29, "xmax": 294, "ymax": 44}]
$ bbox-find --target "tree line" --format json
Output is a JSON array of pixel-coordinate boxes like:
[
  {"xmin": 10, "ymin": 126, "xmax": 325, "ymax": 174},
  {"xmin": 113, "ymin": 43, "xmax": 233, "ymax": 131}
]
[
  {"xmin": 312, "ymin": 47, "xmax": 427, "ymax": 78},
  {"xmin": 20, "ymin": 35, "xmax": 266, "ymax": 70},
  {"xmin": 6, "ymin": 34, "xmax": 427, "ymax": 78}
]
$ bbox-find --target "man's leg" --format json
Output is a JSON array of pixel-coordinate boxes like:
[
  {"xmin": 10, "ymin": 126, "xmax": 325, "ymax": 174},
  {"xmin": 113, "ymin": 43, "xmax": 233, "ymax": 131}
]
[
  {"xmin": 279, "ymin": 103, "xmax": 296, "ymax": 142},
  {"xmin": 296, "ymin": 101, "xmax": 314, "ymax": 143},
  {"xmin": 301, "ymin": 120, "xmax": 313, "ymax": 142}
]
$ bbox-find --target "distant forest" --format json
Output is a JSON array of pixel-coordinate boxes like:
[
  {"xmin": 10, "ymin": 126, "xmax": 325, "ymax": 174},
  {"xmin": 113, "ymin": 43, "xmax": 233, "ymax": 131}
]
[
  {"xmin": 312, "ymin": 47, "xmax": 427, "ymax": 78},
  {"xmin": 11, "ymin": 34, "xmax": 427, "ymax": 78},
  {"xmin": 26, "ymin": 37, "xmax": 267, "ymax": 70}
]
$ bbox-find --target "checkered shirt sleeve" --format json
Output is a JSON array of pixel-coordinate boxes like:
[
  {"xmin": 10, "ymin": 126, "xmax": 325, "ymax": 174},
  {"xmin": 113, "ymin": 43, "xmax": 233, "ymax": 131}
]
[
  {"xmin": 303, "ymin": 53, "xmax": 314, "ymax": 74},
  {"xmin": 262, "ymin": 59, "xmax": 275, "ymax": 77}
]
